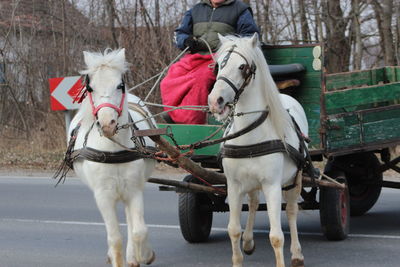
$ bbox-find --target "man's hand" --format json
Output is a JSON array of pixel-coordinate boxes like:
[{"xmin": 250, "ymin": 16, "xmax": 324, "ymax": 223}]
[{"xmin": 184, "ymin": 36, "xmax": 202, "ymax": 53}]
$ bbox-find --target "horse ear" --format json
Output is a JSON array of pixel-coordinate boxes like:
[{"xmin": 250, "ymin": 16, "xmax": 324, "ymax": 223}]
[
  {"xmin": 218, "ymin": 33, "xmax": 229, "ymax": 44},
  {"xmin": 250, "ymin": 33, "xmax": 259, "ymax": 48},
  {"xmin": 83, "ymin": 51, "xmax": 94, "ymax": 67},
  {"xmin": 116, "ymin": 48, "xmax": 126, "ymax": 62}
]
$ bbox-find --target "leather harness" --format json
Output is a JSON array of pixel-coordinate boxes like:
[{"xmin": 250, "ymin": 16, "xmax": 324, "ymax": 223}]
[{"xmin": 214, "ymin": 45, "xmax": 313, "ymax": 190}]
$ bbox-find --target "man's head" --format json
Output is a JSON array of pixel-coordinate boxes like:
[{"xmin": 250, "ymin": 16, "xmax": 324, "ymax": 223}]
[{"xmin": 210, "ymin": 0, "xmax": 227, "ymax": 8}]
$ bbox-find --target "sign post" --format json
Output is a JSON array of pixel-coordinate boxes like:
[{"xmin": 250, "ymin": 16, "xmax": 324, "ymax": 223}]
[{"xmin": 49, "ymin": 76, "xmax": 83, "ymax": 141}]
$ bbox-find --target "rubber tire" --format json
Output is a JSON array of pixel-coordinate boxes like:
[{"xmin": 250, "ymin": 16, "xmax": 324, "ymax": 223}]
[
  {"xmin": 343, "ymin": 153, "xmax": 382, "ymax": 216},
  {"xmin": 178, "ymin": 175, "xmax": 213, "ymax": 243},
  {"xmin": 319, "ymin": 168, "xmax": 350, "ymax": 241}
]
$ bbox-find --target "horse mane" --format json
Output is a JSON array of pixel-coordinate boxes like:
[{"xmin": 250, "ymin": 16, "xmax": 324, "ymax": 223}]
[
  {"xmin": 75, "ymin": 49, "xmax": 130, "ymax": 126},
  {"xmin": 80, "ymin": 48, "xmax": 129, "ymax": 75},
  {"xmin": 217, "ymin": 36, "xmax": 292, "ymax": 142}
]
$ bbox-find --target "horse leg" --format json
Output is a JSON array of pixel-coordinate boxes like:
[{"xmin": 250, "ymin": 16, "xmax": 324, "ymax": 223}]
[
  {"xmin": 125, "ymin": 206, "xmax": 139, "ymax": 267},
  {"xmin": 283, "ymin": 173, "xmax": 304, "ymax": 267},
  {"xmin": 127, "ymin": 190, "xmax": 155, "ymax": 266},
  {"xmin": 94, "ymin": 191, "xmax": 124, "ymax": 267},
  {"xmin": 242, "ymin": 190, "xmax": 259, "ymax": 255},
  {"xmin": 227, "ymin": 182, "xmax": 245, "ymax": 267},
  {"xmin": 262, "ymin": 183, "xmax": 285, "ymax": 267}
]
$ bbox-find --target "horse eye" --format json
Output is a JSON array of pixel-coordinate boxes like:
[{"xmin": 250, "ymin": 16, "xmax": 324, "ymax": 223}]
[{"xmin": 239, "ymin": 64, "xmax": 245, "ymax": 70}]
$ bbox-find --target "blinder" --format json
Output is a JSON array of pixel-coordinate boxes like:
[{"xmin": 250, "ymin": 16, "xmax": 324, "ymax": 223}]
[
  {"xmin": 85, "ymin": 75, "xmax": 93, "ymax": 92},
  {"xmin": 239, "ymin": 62, "xmax": 256, "ymax": 79}
]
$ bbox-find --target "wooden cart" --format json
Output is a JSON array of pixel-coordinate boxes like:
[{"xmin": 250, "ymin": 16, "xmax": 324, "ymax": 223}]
[{"xmin": 148, "ymin": 43, "xmax": 400, "ymax": 242}]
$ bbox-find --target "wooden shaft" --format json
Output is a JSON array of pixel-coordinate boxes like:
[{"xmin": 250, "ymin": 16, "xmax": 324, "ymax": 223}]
[
  {"xmin": 148, "ymin": 177, "xmax": 226, "ymax": 195},
  {"xmin": 303, "ymin": 176, "xmax": 345, "ymax": 190},
  {"xmin": 149, "ymin": 135, "xmax": 227, "ymax": 184},
  {"xmin": 149, "ymin": 135, "xmax": 345, "ymax": 190}
]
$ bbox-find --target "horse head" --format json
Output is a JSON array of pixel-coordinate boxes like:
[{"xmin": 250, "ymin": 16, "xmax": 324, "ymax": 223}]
[
  {"xmin": 81, "ymin": 48, "xmax": 129, "ymax": 138},
  {"xmin": 208, "ymin": 33, "xmax": 259, "ymax": 121}
]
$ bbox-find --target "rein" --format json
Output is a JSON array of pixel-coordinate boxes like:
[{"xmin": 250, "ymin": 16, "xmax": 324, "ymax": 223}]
[{"xmin": 182, "ymin": 108, "xmax": 269, "ymax": 150}]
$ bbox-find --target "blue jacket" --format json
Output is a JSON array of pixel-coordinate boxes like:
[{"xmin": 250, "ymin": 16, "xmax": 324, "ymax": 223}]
[{"xmin": 174, "ymin": 0, "xmax": 259, "ymax": 51}]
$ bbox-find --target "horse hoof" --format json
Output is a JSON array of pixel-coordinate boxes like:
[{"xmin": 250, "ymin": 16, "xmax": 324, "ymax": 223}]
[
  {"xmin": 145, "ymin": 251, "xmax": 156, "ymax": 265},
  {"xmin": 128, "ymin": 263, "xmax": 140, "ymax": 267},
  {"xmin": 291, "ymin": 258, "xmax": 304, "ymax": 267},
  {"xmin": 106, "ymin": 256, "xmax": 111, "ymax": 264},
  {"xmin": 243, "ymin": 243, "xmax": 256, "ymax": 255}
]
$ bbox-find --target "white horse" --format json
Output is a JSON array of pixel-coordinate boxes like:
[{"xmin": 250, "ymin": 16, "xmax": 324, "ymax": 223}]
[
  {"xmin": 68, "ymin": 49, "xmax": 156, "ymax": 267},
  {"xmin": 208, "ymin": 34, "xmax": 307, "ymax": 267}
]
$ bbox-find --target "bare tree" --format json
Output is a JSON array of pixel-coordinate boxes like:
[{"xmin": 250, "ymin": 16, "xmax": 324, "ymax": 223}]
[
  {"xmin": 298, "ymin": 0, "xmax": 311, "ymax": 42},
  {"xmin": 322, "ymin": 0, "xmax": 351, "ymax": 72},
  {"xmin": 372, "ymin": 0, "xmax": 396, "ymax": 66}
]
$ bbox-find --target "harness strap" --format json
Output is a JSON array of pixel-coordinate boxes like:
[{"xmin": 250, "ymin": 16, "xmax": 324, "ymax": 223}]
[
  {"xmin": 70, "ymin": 146, "xmax": 157, "ymax": 164},
  {"xmin": 220, "ymin": 140, "xmax": 305, "ymax": 191},
  {"xmin": 192, "ymin": 109, "xmax": 269, "ymax": 149},
  {"xmin": 221, "ymin": 140, "xmax": 305, "ymax": 167},
  {"xmin": 217, "ymin": 76, "xmax": 239, "ymax": 94}
]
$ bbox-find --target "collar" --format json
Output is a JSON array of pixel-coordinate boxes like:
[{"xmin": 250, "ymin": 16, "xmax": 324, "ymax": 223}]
[{"xmin": 201, "ymin": 0, "xmax": 235, "ymax": 7}]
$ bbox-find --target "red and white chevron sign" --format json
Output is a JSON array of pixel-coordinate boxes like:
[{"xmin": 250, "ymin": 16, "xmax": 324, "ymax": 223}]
[{"xmin": 49, "ymin": 76, "xmax": 83, "ymax": 111}]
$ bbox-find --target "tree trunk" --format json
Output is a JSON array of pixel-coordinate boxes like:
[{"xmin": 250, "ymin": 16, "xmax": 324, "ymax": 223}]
[
  {"xmin": 396, "ymin": 2, "xmax": 400, "ymax": 64},
  {"xmin": 289, "ymin": 0, "xmax": 299, "ymax": 44},
  {"xmin": 298, "ymin": 0, "xmax": 310, "ymax": 43},
  {"xmin": 352, "ymin": 0, "xmax": 362, "ymax": 70},
  {"xmin": 323, "ymin": 0, "xmax": 351, "ymax": 73},
  {"xmin": 105, "ymin": 0, "xmax": 119, "ymax": 48},
  {"xmin": 262, "ymin": 0, "xmax": 271, "ymax": 43},
  {"xmin": 312, "ymin": 0, "xmax": 324, "ymax": 42},
  {"xmin": 372, "ymin": 0, "xmax": 396, "ymax": 66}
]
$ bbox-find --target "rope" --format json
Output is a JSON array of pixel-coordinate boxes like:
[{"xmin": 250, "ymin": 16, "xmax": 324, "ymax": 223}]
[
  {"xmin": 129, "ymin": 47, "xmax": 189, "ymax": 95},
  {"xmin": 144, "ymin": 47, "xmax": 189, "ymax": 102},
  {"xmin": 128, "ymin": 73, "xmax": 162, "ymax": 92},
  {"xmin": 199, "ymin": 37, "xmax": 217, "ymax": 62}
]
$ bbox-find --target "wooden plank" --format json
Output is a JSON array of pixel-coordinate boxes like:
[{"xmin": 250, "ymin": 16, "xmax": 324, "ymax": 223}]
[
  {"xmin": 325, "ymin": 66, "xmax": 400, "ymax": 91},
  {"xmin": 385, "ymin": 66, "xmax": 400, "ymax": 83},
  {"xmin": 263, "ymin": 47, "xmax": 316, "ymax": 58},
  {"xmin": 325, "ymin": 68, "xmax": 386, "ymax": 91},
  {"xmin": 325, "ymin": 106, "xmax": 400, "ymax": 151},
  {"xmin": 325, "ymin": 82, "xmax": 400, "ymax": 114},
  {"xmin": 364, "ymin": 118, "xmax": 400, "ymax": 143}
]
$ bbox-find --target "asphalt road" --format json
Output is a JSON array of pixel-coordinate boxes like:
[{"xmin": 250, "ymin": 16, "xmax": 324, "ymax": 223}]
[{"xmin": 0, "ymin": 174, "xmax": 399, "ymax": 267}]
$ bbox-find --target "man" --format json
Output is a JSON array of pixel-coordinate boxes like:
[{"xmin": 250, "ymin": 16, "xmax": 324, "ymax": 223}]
[{"xmin": 161, "ymin": 0, "xmax": 259, "ymax": 124}]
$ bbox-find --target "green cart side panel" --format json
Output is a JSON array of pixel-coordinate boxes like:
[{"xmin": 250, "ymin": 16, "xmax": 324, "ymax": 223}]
[
  {"xmin": 157, "ymin": 123, "xmax": 223, "ymax": 156},
  {"xmin": 386, "ymin": 66, "xmax": 400, "ymax": 82},
  {"xmin": 325, "ymin": 66, "xmax": 400, "ymax": 92},
  {"xmin": 325, "ymin": 106, "xmax": 400, "ymax": 151},
  {"xmin": 325, "ymin": 82, "xmax": 400, "ymax": 115},
  {"xmin": 263, "ymin": 45, "xmax": 322, "ymax": 150}
]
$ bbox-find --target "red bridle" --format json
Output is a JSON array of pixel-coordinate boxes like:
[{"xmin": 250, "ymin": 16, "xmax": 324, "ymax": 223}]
[{"xmin": 88, "ymin": 91, "xmax": 126, "ymax": 118}]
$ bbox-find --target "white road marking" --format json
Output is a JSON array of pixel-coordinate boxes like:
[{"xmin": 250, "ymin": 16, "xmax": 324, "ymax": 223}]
[{"xmin": 1, "ymin": 218, "xmax": 400, "ymax": 240}]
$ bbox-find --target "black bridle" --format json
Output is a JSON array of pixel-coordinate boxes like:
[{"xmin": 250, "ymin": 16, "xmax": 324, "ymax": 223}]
[{"xmin": 216, "ymin": 45, "xmax": 257, "ymax": 103}]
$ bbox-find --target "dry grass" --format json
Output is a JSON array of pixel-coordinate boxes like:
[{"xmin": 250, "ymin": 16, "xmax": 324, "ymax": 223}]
[{"xmin": 0, "ymin": 112, "xmax": 66, "ymax": 170}]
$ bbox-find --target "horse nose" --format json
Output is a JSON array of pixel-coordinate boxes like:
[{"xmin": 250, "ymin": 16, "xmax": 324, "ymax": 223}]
[
  {"xmin": 110, "ymin": 119, "xmax": 116, "ymax": 126},
  {"xmin": 217, "ymin": 96, "xmax": 224, "ymax": 106}
]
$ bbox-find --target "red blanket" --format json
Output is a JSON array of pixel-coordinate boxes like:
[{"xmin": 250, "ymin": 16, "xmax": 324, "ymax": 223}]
[{"xmin": 160, "ymin": 53, "xmax": 216, "ymax": 124}]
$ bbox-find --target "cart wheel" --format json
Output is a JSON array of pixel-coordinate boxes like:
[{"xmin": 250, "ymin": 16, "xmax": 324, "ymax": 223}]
[
  {"xmin": 343, "ymin": 153, "xmax": 382, "ymax": 216},
  {"xmin": 178, "ymin": 175, "xmax": 213, "ymax": 243},
  {"xmin": 319, "ymin": 168, "xmax": 349, "ymax": 241}
]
